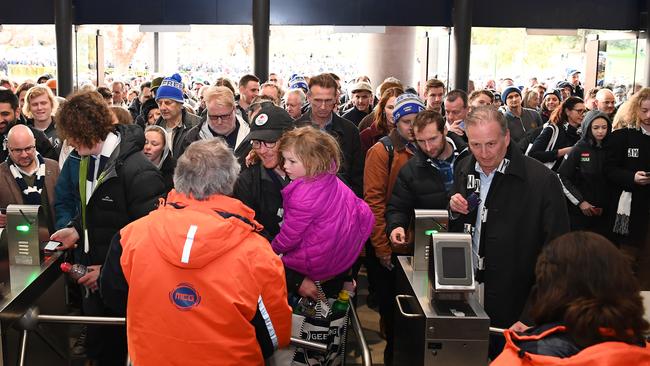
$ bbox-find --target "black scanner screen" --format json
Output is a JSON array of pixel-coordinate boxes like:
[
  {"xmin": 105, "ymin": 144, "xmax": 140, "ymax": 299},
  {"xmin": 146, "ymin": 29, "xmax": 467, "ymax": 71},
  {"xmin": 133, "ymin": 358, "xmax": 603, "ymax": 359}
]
[{"xmin": 442, "ymin": 247, "xmax": 466, "ymax": 279}]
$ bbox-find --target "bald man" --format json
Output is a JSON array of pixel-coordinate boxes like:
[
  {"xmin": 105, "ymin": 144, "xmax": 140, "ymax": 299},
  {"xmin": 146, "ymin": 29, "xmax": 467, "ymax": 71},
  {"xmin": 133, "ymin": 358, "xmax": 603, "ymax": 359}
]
[
  {"xmin": 596, "ymin": 89, "xmax": 617, "ymax": 118},
  {"xmin": 0, "ymin": 125, "xmax": 59, "ymax": 240}
]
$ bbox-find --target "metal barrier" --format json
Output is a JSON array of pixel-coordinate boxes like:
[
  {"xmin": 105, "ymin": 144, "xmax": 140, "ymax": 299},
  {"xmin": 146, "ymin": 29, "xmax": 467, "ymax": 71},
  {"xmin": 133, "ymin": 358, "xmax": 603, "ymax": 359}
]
[{"xmin": 17, "ymin": 303, "xmax": 373, "ymax": 366}]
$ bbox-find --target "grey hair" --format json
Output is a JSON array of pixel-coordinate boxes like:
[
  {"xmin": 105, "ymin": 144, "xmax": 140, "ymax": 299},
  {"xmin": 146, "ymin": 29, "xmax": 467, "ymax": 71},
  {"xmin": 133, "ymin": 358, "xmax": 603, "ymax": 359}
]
[
  {"xmin": 465, "ymin": 105, "xmax": 508, "ymax": 136},
  {"xmin": 285, "ymin": 88, "xmax": 306, "ymax": 105},
  {"xmin": 173, "ymin": 138, "xmax": 241, "ymax": 200}
]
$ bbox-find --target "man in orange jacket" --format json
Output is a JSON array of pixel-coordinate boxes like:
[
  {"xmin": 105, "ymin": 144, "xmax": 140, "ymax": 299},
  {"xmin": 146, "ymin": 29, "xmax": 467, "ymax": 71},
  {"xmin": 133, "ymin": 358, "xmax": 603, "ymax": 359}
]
[{"xmin": 101, "ymin": 138, "xmax": 292, "ymax": 366}]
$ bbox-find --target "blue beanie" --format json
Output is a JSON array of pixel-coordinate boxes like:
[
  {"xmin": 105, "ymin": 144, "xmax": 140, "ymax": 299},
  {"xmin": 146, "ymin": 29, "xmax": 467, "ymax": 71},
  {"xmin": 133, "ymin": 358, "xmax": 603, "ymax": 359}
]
[
  {"xmin": 501, "ymin": 86, "xmax": 522, "ymax": 104},
  {"xmin": 155, "ymin": 73, "xmax": 184, "ymax": 103},
  {"xmin": 289, "ymin": 76, "xmax": 308, "ymax": 93},
  {"xmin": 393, "ymin": 93, "xmax": 425, "ymax": 123}
]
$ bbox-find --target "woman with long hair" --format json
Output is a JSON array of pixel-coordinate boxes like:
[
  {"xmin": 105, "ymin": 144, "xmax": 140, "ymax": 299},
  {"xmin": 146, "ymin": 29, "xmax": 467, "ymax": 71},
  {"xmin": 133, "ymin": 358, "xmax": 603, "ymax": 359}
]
[
  {"xmin": 359, "ymin": 86, "xmax": 404, "ymax": 155},
  {"xmin": 528, "ymin": 96, "xmax": 585, "ymax": 171},
  {"xmin": 492, "ymin": 231, "xmax": 650, "ymax": 364},
  {"xmin": 605, "ymin": 87, "xmax": 650, "ymax": 289}
]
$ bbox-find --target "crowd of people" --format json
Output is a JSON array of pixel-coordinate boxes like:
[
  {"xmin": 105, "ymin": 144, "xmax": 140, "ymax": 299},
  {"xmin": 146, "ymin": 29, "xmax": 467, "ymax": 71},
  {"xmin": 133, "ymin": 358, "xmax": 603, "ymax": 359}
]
[{"xmin": 0, "ymin": 67, "xmax": 648, "ymax": 365}]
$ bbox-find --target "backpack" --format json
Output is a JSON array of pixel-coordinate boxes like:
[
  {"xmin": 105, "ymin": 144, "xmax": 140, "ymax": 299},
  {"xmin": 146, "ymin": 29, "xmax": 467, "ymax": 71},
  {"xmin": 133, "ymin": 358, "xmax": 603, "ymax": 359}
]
[
  {"xmin": 379, "ymin": 135, "xmax": 394, "ymax": 175},
  {"xmin": 525, "ymin": 123, "xmax": 560, "ymax": 169},
  {"xmin": 492, "ymin": 326, "xmax": 650, "ymax": 366}
]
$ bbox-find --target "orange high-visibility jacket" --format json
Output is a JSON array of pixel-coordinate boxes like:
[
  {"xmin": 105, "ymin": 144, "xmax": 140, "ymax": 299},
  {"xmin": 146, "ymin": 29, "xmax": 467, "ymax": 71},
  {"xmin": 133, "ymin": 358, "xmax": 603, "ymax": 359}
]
[
  {"xmin": 119, "ymin": 191, "xmax": 292, "ymax": 366},
  {"xmin": 492, "ymin": 326, "xmax": 650, "ymax": 366}
]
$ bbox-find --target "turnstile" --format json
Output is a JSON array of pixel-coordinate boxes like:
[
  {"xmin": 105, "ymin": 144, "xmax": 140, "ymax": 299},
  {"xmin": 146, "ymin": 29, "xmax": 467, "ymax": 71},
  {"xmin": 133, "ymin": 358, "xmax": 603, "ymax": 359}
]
[{"xmin": 394, "ymin": 256, "xmax": 490, "ymax": 365}]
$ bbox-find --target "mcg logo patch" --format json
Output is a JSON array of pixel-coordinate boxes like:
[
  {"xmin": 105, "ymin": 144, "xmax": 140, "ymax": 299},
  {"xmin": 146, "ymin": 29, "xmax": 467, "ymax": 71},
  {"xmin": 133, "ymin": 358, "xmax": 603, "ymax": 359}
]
[{"xmin": 169, "ymin": 283, "xmax": 201, "ymax": 311}]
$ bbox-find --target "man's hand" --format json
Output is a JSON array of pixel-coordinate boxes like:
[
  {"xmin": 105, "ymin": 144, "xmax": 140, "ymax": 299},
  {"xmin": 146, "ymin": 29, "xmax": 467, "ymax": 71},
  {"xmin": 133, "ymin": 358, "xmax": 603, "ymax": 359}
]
[
  {"xmin": 297, "ymin": 277, "xmax": 321, "ymax": 301},
  {"xmin": 449, "ymin": 193, "xmax": 469, "ymax": 215},
  {"xmin": 579, "ymin": 201, "xmax": 594, "ymax": 216},
  {"xmin": 0, "ymin": 212, "xmax": 6, "ymax": 228},
  {"xmin": 50, "ymin": 227, "xmax": 80, "ymax": 250},
  {"xmin": 245, "ymin": 150, "xmax": 259, "ymax": 167},
  {"xmin": 78, "ymin": 265, "xmax": 101, "ymax": 292},
  {"xmin": 390, "ymin": 227, "xmax": 406, "ymax": 246},
  {"xmin": 448, "ymin": 120, "xmax": 465, "ymax": 136},
  {"xmin": 634, "ymin": 171, "xmax": 650, "ymax": 186}
]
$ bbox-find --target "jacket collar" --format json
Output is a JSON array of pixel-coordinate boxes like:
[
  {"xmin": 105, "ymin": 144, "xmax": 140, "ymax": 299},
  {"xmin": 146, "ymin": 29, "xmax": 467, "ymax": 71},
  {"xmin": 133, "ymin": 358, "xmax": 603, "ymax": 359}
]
[{"xmin": 464, "ymin": 143, "xmax": 526, "ymax": 180}]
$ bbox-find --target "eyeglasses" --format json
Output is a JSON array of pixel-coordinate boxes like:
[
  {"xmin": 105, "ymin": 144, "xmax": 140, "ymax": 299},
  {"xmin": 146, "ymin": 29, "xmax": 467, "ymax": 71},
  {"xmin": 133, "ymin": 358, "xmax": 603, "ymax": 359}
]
[
  {"xmin": 208, "ymin": 111, "xmax": 233, "ymax": 121},
  {"xmin": 9, "ymin": 145, "xmax": 35, "ymax": 154},
  {"xmin": 251, "ymin": 140, "xmax": 277, "ymax": 149},
  {"xmin": 572, "ymin": 108, "xmax": 586, "ymax": 115}
]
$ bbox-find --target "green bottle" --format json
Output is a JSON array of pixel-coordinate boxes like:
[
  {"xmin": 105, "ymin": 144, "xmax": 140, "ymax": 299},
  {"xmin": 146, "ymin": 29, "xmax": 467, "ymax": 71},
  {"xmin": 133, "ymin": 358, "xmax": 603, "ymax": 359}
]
[{"xmin": 332, "ymin": 291, "xmax": 350, "ymax": 316}]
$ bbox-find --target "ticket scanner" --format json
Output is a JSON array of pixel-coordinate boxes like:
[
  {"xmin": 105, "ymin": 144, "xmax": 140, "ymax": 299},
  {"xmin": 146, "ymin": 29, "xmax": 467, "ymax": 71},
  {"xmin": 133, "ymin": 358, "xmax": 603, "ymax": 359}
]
[
  {"xmin": 6, "ymin": 204, "xmax": 45, "ymax": 266},
  {"xmin": 393, "ymin": 209, "xmax": 490, "ymax": 365}
]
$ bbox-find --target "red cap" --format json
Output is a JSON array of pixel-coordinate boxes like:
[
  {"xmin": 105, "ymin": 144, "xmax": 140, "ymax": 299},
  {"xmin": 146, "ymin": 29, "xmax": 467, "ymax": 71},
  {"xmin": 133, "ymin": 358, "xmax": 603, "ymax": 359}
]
[{"xmin": 60, "ymin": 262, "xmax": 72, "ymax": 273}]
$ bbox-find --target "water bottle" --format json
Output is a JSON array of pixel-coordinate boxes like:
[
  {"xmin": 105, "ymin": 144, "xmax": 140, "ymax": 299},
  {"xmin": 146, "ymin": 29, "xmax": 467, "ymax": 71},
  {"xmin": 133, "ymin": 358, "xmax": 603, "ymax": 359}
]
[
  {"xmin": 332, "ymin": 291, "xmax": 350, "ymax": 316},
  {"xmin": 60, "ymin": 262, "xmax": 87, "ymax": 281}
]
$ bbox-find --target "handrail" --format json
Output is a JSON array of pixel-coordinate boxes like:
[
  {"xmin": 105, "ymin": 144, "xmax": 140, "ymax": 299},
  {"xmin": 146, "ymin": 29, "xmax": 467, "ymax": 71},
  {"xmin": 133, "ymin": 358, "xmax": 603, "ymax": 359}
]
[
  {"xmin": 34, "ymin": 313, "xmax": 327, "ymax": 353},
  {"xmin": 349, "ymin": 301, "xmax": 373, "ymax": 366}
]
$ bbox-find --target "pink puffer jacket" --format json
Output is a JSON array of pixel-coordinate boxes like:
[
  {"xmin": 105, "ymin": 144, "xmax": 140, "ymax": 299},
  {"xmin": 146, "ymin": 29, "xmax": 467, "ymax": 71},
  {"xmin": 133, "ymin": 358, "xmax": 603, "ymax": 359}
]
[{"xmin": 272, "ymin": 173, "xmax": 374, "ymax": 280}]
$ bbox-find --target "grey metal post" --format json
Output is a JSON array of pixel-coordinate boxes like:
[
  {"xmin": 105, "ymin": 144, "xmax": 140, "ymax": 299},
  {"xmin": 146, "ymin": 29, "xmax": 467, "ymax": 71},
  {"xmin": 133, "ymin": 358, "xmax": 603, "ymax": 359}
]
[
  {"xmin": 452, "ymin": 0, "xmax": 473, "ymax": 91},
  {"xmin": 646, "ymin": 0, "xmax": 650, "ymax": 86},
  {"xmin": 54, "ymin": 0, "xmax": 74, "ymax": 96},
  {"xmin": 252, "ymin": 0, "xmax": 270, "ymax": 81},
  {"xmin": 154, "ymin": 32, "xmax": 160, "ymax": 73}
]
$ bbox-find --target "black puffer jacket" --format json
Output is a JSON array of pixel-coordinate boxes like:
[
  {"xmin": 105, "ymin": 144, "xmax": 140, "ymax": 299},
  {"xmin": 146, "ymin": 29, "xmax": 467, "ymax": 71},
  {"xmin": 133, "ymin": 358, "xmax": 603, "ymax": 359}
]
[
  {"xmin": 155, "ymin": 109, "xmax": 202, "ymax": 158},
  {"xmin": 386, "ymin": 137, "xmax": 468, "ymax": 235},
  {"xmin": 72, "ymin": 124, "xmax": 166, "ymax": 266}
]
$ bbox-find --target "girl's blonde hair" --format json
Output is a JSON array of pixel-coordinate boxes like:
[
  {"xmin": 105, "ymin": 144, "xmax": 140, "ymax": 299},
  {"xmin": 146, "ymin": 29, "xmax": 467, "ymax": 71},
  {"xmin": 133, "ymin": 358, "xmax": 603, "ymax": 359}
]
[{"xmin": 278, "ymin": 126, "xmax": 341, "ymax": 178}]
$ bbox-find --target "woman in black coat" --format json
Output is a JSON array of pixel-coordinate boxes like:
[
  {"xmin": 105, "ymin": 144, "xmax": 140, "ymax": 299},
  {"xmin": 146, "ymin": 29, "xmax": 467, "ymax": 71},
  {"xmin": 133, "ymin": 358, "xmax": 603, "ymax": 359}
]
[{"xmin": 528, "ymin": 96, "xmax": 584, "ymax": 171}]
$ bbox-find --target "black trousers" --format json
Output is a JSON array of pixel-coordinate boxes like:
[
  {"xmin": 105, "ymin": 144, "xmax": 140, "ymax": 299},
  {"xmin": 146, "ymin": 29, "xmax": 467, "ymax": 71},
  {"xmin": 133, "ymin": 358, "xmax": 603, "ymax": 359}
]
[{"xmin": 82, "ymin": 289, "xmax": 127, "ymax": 366}]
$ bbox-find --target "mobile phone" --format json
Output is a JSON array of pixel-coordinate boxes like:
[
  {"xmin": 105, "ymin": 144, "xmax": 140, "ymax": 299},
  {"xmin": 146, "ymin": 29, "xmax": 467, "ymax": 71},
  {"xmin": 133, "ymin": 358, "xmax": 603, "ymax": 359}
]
[
  {"xmin": 43, "ymin": 240, "xmax": 62, "ymax": 252},
  {"xmin": 645, "ymin": 171, "xmax": 650, "ymax": 177},
  {"xmin": 466, "ymin": 192, "xmax": 481, "ymax": 212}
]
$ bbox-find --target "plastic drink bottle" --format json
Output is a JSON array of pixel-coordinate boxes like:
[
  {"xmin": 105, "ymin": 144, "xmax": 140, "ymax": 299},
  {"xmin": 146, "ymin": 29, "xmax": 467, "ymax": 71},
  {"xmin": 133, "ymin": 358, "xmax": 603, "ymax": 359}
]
[{"xmin": 60, "ymin": 262, "xmax": 87, "ymax": 281}]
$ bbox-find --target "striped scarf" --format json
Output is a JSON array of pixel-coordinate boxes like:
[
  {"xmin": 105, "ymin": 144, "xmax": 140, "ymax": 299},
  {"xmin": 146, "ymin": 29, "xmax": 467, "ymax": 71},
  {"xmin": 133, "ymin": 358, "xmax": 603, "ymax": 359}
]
[{"xmin": 8, "ymin": 153, "xmax": 45, "ymax": 205}]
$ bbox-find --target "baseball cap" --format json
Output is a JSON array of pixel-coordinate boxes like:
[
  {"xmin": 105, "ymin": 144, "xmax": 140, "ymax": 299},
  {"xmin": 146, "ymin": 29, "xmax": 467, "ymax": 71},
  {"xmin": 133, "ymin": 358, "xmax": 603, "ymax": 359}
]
[{"xmin": 246, "ymin": 104, "xmax": 294, "ymax": 142}]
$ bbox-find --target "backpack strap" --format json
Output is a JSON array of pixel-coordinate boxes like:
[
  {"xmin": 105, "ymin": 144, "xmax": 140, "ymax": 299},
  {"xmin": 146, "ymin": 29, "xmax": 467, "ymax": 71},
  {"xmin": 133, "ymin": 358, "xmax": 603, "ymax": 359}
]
[
  {"xmin": 545, "ymin": 123, "xmax": 560, "ymax": 152},
  {"xmin": 379, "ymin": 135, "xmax": 394, "ymax": 175}
]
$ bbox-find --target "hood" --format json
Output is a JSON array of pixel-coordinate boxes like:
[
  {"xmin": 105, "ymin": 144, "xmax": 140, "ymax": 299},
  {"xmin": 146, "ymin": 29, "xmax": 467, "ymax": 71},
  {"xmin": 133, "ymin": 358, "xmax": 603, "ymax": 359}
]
[
  {"xmin": 144, "ymin": 124, "xmax": 171, "ymax": 169},
  {"xmin": 114, "ymin": 124, "xmax": 146, "ymax": 160},
  {"xmin": 145, "ymin": 190, "xmax": 263, "ymax": 269},
  {"xmin": 579, "ymin": 110, "xmax": 612, "ymax": 146}
]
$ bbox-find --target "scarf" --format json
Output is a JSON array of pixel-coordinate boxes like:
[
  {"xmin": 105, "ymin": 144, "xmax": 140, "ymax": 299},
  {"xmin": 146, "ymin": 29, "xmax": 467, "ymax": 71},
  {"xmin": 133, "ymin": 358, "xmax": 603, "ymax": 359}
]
[
  {"xmin": 8, "ymin": 153, "xmax": 46, "ymax": 205},
  {"xmin": 613, "ymin": 191, "xmax": 631, "ymax": 235}
]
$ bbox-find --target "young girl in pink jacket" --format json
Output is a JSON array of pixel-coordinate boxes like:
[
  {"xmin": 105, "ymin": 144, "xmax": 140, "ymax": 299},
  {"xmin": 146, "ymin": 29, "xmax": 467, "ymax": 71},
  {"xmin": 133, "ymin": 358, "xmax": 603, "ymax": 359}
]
[{"xmin": 271, "ymin": 127, "xmax": 374, "ymax": 281}]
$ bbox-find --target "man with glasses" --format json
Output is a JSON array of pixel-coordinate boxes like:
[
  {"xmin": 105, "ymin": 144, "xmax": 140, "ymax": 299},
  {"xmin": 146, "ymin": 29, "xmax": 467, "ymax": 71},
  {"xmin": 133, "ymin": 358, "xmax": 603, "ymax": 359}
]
[
  {"xmin": 595, "ymin": 88, "xmax": 617, "ymax": 119},
  {"xmin": 295, "ymin": 73, "xmax": 364, "ymax": 196},
  {"xmin": 179, "ymin": 86, "xmax": 250, "ymax": 157},
  {"xmin": 0, "ymin": 124, "xmax": 59, "ymax": 241}
]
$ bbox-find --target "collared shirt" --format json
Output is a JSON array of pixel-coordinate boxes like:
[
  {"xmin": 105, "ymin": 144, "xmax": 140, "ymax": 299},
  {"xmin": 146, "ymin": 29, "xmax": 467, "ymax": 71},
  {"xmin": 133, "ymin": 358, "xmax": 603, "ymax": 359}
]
[
  {"xmin": 319, "ymin": 113, "xmax": 334, "ymax": 132},
  {"xmin": 472, "ymin": 162, "xmax": 496, "ymax": 268}
]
